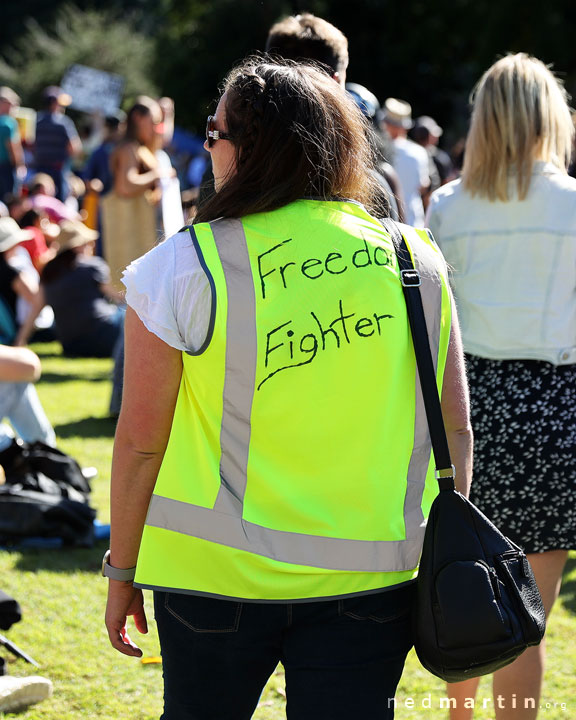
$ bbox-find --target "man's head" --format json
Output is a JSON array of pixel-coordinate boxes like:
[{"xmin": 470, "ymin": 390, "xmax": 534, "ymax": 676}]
[
  {"xmin": 265, "ymin": 13, "xmax": 349, "ymax": 86},
  {"xmin": 0, "ymin": 87, "xmax": 20, "ymax": 117},
  {"xmin": 411, "ymin": 116, "xmax": 443, "ymax": 147},
  {"xmin": 382, "ymin": 98, "xmax": 413, "ymax": 139},
  {"xmin": 104, "ymin": 110, "xmax": 126, "ymax": 141},
  {"xmin": 42, "ymin": 86, "xmax": 72, "ymax": 112}
]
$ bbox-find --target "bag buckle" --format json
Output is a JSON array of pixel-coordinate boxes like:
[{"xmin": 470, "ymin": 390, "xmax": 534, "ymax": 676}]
[
  {"xmin": 435, "ymin": 465, "xmax": 456, "ymax": 480},
  {"xmin": 435, "ymin": 465, "xmax": 456, "ymax": 490},
  {"xmin": 401, "ymin": 269, "xmax": 421, "ymax": 287}
]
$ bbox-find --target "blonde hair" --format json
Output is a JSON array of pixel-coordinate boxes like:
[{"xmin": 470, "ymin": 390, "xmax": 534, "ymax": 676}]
[{"xmin": 463, "ymin": 53, "xmax": 574, "ymax": 201}]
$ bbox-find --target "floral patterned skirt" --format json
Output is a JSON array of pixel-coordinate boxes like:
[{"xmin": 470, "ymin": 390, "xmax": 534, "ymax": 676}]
[{"xmin": 466, "ymin": 354, "xmax": 576, "ymax": 554}]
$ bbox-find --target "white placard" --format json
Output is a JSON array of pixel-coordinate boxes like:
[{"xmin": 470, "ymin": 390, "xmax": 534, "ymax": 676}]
[
  {"xmin": 157, "ymin": 150, "xmax": 184, "ymax": 237},
  {"xmin": 61, "ymin": 64, "xmax": 124, "ymax": 116}
]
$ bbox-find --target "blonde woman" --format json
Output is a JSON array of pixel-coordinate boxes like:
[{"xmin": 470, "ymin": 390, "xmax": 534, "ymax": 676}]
[{"xmin": 427, "ymin": 53, "xmax": 576, "ymax": 720}]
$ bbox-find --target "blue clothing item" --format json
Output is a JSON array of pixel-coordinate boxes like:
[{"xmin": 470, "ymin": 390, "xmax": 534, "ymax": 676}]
[
  {"xmin": 153, "ymin": 582, "xmax": 415, "ymax": 720},
  {"xmin": 0, "ymin": 115, "xmax": 18, "ymax": 165},
  {"xmin": 0, "ymin": 381, "xmax": 55, "ymax": 450},
  {"xmin": 84, "ymin": 141, "xmax": 114, "ymax": 196},
  {"xmin": 0, "ymin": 162, "xmax": 16, "ymax": 202},
  {"xmin": 63, "ymin": 306, "xmax": 124, "ymax": 358},
  {"xmin": 43, "ymin": 256, "xmax": 122, "ymax": 357},
  {"xmin": 34, "ymin": 112, "xmax": 78, "ymax": 168}
]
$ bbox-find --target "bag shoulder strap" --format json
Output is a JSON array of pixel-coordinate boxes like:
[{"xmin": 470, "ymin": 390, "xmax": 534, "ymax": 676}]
[{"xmin": 381, "ymin": 218, "xmax": 455, "ymax": 492}]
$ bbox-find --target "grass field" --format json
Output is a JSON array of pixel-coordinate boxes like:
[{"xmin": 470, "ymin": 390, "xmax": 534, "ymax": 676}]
[{"xmin": 1, "ymin": 342, "xmax": 574, "ymax": 718}]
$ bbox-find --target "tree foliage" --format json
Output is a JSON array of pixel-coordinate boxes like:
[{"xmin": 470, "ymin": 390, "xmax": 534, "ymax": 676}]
[
  {"xmin": 0, "ymin": 4, "xmax": 158, "ymax": 109},
  {"xmin": 2, "ymin": 0, "xmax": 576, "ymax": 143}
]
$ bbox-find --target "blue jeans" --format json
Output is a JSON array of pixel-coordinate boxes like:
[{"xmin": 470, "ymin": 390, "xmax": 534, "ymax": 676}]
[
  {"xmin": 0, "ymin": 382, "xmax": 55, "ymax": 450},
  {"xmin": 62, "ymin": 307, "xmax": 124, "ymax": 358},
  {"xmin": 0, "ymin": 163, "xmax": 16, "ymax": 203},
  {"xmin": 153, "ymin": 582, "xmax": 415, "ymax": 720}
]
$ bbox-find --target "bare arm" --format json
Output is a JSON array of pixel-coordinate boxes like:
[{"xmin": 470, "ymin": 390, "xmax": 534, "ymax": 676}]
[
  {"xmin": 8, "ymin": 138, "xmax": 26, "ymax": 178},
  {"xmin": 67, "ymin": 136, "xmax": 83, "ymax": 158},
  {"xmin": 12, "ymin": 272, "xmax": 38, "ymax": 305},
  {"xmin": 113, "ymin": 145, "xmax": 160, "ymax": 198},
  {"xmin": 100, "ymin": 283, "xmax": 124, "ymax": 305},
  {"xmin": 440, "ymin": 300, "xmax": 473, "ymax": 497},
  {"xmin": 105, "ymin": 307, "xmax": 182, "ymax": 656},
  {"xmin": 0, "ymin": 345, "xmax": 41, "ymax": 382}
]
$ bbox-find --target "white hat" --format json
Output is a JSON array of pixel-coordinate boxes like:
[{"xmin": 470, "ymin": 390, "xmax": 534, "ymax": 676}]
[
  {"xmin": 383, "ymin": 98, "xmax": 413, "ymax": 129},
  {"xmin": 0, "ymin": 217, "xmax": 34, "ymax": 253},
  {"xmin": 414, "ymin": 115, "xmax": 443, "ymax": 137}
]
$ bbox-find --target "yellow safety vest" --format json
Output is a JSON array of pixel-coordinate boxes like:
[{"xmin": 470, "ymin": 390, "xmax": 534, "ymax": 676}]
[{"xmin": 134, "ymin": 199, "xmax": 452, "ymax": 601}]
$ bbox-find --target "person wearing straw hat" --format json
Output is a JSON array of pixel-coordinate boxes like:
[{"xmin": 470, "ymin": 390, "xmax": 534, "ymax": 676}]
[
  {"xmin": 382, "ymin": 98, "xmax": 430, "ymax": 227},
  {"xmin": 15, "ymin": 220, "xmax": 124, "ymax": 358},
  {"xmin": 0, "ymin": 217, "xmax": 39, "ymax": 344}
]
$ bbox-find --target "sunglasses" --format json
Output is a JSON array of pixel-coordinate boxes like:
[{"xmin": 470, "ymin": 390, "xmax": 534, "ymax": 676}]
[{"xmin": 206, "ymin": 115, "xmax": 234, "ymax": 148}]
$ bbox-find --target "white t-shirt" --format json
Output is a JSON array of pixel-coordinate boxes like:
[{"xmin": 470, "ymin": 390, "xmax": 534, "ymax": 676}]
[
  {"xmin": 122, "ymin": 230, "xmax": 211, "ymax": 352},
  {"xmin": 392, "ymin": 137, "xmax": 429, "ymax": 227}
]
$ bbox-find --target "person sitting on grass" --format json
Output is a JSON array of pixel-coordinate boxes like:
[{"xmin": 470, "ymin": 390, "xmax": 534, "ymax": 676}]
[
  {"xmin": 0, "ymin": 343, "xmax": 55, "ymax": 451},
  {"xmin": 15, "ymin": 220, "xmax": 124, "ymax": 358}
]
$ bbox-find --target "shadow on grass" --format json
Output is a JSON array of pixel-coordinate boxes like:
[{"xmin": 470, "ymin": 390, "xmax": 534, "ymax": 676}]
[
  {"xmin": 40, "ymin": 370, "xmax": 112, "ymax": 384},
  {"xmin": 9, "ymin": 541, "xmax": 109, "ymax": 574},
  {"xmin": 54, "ymin": 416, "xmax": 117, "ymax": 439},
  {"xmin": 560, "ymin": 556, "xmax": 576, "ymax": 614}
]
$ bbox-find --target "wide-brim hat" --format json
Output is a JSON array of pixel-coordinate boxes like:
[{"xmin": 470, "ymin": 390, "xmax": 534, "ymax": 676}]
[
  {"xmin": 383, "ymin": 97, "xmax": 413, "ymax": 129},
  {"xmin": 0, "ymin": 217, "xmax": 34, "ymax": 253},
  {"xmin": 56, "ymin": 220, "xmax": 99, "ymax": 254}
]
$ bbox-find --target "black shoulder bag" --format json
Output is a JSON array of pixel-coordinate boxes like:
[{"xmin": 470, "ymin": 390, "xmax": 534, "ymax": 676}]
[{"xmin": 384, "ymin": 219, "xmax": 546, "ymax": 682}]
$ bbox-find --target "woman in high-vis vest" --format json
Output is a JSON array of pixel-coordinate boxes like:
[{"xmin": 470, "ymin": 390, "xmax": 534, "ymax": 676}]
[{"xmin": 105, "ymin": 57, "xmax": 472, "ymax": 720}]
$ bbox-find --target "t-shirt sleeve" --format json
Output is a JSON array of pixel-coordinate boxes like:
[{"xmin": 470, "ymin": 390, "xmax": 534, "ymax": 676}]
[
  {"xmin": 122, "ymin": 231, "xmax": 213, "ymax": 353},
  {"xmin": 122, "ymin": 235, "xmax": 186, "ymax": 351}
]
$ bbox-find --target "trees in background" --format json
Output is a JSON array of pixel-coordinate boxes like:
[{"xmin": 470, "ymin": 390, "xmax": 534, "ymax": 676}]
[
  {"xmin": 0, "ymin": 4, "xmax": 157, "ymax": 109},
  {"xmin": 1, "ymin": 0, "xmax": 576, "ymax": 144}
]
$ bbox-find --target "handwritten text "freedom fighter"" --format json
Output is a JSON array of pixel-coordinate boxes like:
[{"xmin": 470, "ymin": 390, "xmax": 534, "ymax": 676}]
[{"xmin": 256, "ymin": 237, "xmax": 396, "ymax": 390}]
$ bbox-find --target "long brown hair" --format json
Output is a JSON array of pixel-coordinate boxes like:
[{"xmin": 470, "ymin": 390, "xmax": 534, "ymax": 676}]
[
  {"xmin": 123, "ymin": 96, "xmax": 160, "ymax": 144},
  {"xmin": 195, "ymin": 56, "xmax": 384, "ymax": 223}
]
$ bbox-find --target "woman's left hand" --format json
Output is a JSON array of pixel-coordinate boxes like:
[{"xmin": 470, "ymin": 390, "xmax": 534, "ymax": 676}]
[{"xmin": 105, "ymin": 581, "xmax": 148, "ymax": 657}]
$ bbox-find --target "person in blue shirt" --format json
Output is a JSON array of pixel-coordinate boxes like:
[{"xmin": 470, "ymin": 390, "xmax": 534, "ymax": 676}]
[{"xmin": 0, "ymin": 87, "xmax": 26, "ymax": 203}]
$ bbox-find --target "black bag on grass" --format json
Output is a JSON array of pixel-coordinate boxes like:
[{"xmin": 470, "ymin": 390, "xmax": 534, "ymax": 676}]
[
  {"xmin": 0, "ymin": 590, "xmax": 21, "ymax": 631},
  {"xmin": 0, "ymin": 439, "xmax": 95, "ymax": 547},
  {"xmin": 0, "ymin": 439, "xmax": 90, "ymax": 496}
]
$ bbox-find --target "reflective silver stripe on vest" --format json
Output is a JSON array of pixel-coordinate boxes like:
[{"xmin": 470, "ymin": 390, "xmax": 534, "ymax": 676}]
[
  {"xmin": 210, "ymin": 218, "xmax": 257, "ymax": 516},
  {"xmin": 145, "ymin": 222, "xmax": 444, "ymax": 573}
]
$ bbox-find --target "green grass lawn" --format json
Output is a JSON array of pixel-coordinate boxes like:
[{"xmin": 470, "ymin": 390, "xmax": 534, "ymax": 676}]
[{"xmin": 1, "ymin": 342, "xmax": 574, "ymax": 718}]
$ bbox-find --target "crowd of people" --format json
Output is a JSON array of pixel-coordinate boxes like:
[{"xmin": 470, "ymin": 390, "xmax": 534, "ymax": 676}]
[{"xmin": 0, "ymin": 9, "xmax": 574, "ymax": 720}]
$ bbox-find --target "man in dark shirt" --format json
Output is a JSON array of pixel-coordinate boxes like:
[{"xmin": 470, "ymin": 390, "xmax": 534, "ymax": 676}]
[{"xmin": 33, "ymin": 86, "xmax": 81, "ymax": 202}]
